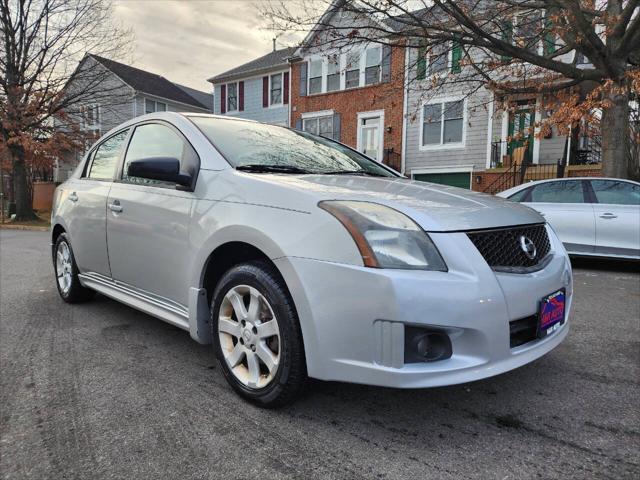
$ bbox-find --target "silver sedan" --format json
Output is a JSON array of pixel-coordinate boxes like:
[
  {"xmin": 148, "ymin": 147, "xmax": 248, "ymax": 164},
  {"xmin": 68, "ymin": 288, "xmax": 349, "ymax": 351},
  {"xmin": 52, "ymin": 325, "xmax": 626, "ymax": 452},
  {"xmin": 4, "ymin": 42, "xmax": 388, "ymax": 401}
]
[
  {"xmin": 51, "ymin": 113, "xmax": 572, "ymax": 407},
  {"xmin": 499, "ymin": 177, "xmax": 640, "ymax": 260}
]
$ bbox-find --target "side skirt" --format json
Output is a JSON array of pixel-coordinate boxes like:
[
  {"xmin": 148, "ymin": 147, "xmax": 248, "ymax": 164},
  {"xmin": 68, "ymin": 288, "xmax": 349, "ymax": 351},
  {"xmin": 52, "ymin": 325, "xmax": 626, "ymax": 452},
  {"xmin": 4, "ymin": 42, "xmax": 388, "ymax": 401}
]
[{"xmin": 78, "ymin": 272, "xmax": 190, "ymax": 331}]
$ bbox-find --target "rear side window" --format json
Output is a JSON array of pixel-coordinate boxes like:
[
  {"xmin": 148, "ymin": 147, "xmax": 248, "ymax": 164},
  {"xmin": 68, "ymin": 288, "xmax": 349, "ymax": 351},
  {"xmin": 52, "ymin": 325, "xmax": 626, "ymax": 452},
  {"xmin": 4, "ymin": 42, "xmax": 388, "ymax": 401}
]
[
  {"xmin": 590, "ymin": 180, "xmax": 640, "ymax": 205},
  {"xmin": 122, "ymin": 123, "xmax": 197, "ymax": 186},
  {"xmin": 508, "ymin": 187, "xmax": 531, "ymax": 202},
  {"xmin": 88, "ymin": 130, "xmax": 129, "ymax": 180},
  {"xmin": 529, "ymin": 181, "xmax": 584, "ymax": 203}
]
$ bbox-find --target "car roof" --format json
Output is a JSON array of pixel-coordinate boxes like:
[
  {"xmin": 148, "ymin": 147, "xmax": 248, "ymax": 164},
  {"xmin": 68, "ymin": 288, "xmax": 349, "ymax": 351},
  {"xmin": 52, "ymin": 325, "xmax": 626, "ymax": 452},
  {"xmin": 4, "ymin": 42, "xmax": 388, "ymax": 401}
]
[{"xmin": 498, "ymin": 176, "xmax": 640, "ymax": 196}]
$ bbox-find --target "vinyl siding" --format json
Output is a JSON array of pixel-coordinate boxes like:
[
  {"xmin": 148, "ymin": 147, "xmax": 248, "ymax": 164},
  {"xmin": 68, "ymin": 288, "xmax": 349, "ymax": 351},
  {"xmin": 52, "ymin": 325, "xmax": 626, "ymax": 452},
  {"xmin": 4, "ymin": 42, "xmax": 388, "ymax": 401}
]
[{"xmin": 212, "ymin": 75, "xmax": 289, "ymax": 125}]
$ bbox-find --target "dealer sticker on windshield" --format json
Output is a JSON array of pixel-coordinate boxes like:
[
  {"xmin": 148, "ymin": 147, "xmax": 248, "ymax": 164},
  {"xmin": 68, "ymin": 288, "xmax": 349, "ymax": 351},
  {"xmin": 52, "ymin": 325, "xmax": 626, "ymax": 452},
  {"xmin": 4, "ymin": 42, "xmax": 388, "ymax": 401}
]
[{"xmin": 538, "ymin": 289, "xmax": 566, "ymax": 338}]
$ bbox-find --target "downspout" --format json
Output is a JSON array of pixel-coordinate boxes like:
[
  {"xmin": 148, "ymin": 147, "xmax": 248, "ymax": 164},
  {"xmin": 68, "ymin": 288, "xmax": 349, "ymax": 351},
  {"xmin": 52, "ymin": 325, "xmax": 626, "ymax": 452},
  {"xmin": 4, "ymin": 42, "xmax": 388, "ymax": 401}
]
[
  {"xmin": 485, "ymin": 92, "xmax": 495, "ymax": 169},
  {"xmin": 401, "ymin": 46, "xmax": 409, "ymax": 176}
]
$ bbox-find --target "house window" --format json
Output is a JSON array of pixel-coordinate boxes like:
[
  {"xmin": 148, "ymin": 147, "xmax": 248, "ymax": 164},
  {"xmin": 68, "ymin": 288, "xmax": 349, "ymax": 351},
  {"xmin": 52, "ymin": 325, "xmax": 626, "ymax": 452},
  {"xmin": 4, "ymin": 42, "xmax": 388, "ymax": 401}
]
[
  {"xmin": 270, "ymin": 73, "xmax": 282, "ymax": 105},
  {"xmin": 327, "ymin": 56, "xmax": 340, "ymax": 92},
  {"xmin": 422, "ymin": 100, "xmax": 465, "ymax": 147},
  {"xmin": 227, "ymin": 82, "xmax": 238, "ymax": 111},
  {"xmin": 145, "ymin": 99, "xmax": 167, "ymax": 114},
  {"xmin": 345, "ymin": 51, "xmax": 360, "ymax": 89},
  {"xmin": 365, "ymin": 47, "xmax": 381, "ymax": 85},
  {"xmin": 82, "ymin": 104, "xmax": 100, "ymax": 126},
  {"xmin": 428, "ymin": 43, "xmax": 448, "ymax": 75},
  {"xmin": 309, "ymin": 59, "xmax": 322, "ymax": 94},
  {"xmin": 303, "ymin": 115, "xmax": 333, "ymax": 138}
]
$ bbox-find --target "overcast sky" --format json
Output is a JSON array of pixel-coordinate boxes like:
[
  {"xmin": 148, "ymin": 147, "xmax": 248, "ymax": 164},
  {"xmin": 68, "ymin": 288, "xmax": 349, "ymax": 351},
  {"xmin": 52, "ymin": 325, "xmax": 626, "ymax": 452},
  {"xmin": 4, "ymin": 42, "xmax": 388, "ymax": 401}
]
[{"xmin": 112, "ymin": 0, "xmax": 302, "ymax": 93}]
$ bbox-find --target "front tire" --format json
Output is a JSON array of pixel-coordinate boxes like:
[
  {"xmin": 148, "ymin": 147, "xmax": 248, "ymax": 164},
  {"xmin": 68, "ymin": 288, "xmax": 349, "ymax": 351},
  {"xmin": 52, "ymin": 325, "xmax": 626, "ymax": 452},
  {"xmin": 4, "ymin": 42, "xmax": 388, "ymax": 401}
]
[
  {"xmin": 53, "ymin": 233, "xmax": 95, "ymax": 303},
  {"xmin": 211, "ymin": 261, "xmax": 306, "ymax": 408}
]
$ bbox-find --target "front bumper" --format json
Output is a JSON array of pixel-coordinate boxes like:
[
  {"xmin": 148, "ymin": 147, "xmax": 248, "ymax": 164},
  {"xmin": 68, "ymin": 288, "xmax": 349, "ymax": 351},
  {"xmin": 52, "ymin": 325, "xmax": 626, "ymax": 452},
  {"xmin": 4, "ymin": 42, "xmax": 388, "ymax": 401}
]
[{"xmin": 274, "ymin": 227, "xmax": 572, "ymax": 388}]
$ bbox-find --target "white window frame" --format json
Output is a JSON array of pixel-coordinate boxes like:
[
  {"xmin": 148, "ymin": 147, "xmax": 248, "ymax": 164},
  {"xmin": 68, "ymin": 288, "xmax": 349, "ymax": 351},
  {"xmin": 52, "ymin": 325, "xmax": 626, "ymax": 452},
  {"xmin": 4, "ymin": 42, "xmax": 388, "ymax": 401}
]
[
  {"xmin": 425, "ymin": 41, "xmax": 453, "ymax": 77},
  {"xmin": 301, "ymin": 110, "xmax": 335, "ymax": 138},
  {"xmin": 307, "ymin": 57, "xmax": 324, "ymax": 95},
  {"xmin": 226, "ymin": 82, "xmax": 239, "ymax": 113},
  {"xmin": 410, "ymin": 166, "xmax": 474, "ymax": 189},
  {"xmin": 81, "ymin": 104, "xmax": 101, "ymax": 128},
  {"xmin": 344, "ymin": 49, "xmax": 362, "ymax": 90},
  {"xmin": 356, "ymin": 110, "xmax": 385, "ymax": 162},
  {"xmin": 269, "ymin": 72, "xmax": 285, "ymax": 107},
  {"xmin": 364, "ymin": 46, "xmax": 382, "ymax": 86},
  {"xmin": 419, "ymin": 97, "xmax": 467, "ymax": 151},
  {"xmin": 145, "ymin": 99, "xmax": 167, "ymax": 114}
]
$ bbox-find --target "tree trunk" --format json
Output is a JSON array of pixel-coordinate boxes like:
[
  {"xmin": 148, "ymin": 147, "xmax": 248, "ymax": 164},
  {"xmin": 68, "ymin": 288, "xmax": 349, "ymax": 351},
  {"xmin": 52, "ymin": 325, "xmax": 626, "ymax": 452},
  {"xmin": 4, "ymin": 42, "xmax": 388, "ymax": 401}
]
[
  {"xmin": 600, "ymin": 88, "xmax": 630, "ymax": 179},
  {"xmin": 10, "ymin": 146, "xmax": 38, "ymax": 221}
]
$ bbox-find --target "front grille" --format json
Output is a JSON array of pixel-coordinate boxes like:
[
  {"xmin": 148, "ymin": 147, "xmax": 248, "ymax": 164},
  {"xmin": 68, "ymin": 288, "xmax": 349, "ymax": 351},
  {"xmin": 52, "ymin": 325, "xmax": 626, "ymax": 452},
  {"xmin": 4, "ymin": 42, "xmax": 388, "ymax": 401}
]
[
  {"xmin": 467, "ymin": 224, "xmax": 551, "ymax": 272},
  {"xmin": 509, "ymin": 315, "xmax": 538, "ymax": 348}
]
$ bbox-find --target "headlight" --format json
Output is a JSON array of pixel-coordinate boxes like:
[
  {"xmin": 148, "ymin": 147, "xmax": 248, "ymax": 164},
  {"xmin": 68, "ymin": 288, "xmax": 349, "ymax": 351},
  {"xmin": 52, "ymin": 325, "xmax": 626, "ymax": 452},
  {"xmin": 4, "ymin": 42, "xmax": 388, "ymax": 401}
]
[{"xmin": 319, "ymin": 200, "xmax": 447, "ymax": 271}]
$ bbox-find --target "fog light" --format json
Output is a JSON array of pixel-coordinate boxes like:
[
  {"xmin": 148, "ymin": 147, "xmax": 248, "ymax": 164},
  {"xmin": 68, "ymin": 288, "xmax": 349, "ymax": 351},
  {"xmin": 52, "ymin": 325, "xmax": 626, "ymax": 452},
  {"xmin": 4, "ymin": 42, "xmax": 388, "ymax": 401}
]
[{"xmin": 404, "ymin": 326, "xmax": 452, "ymax": 363}]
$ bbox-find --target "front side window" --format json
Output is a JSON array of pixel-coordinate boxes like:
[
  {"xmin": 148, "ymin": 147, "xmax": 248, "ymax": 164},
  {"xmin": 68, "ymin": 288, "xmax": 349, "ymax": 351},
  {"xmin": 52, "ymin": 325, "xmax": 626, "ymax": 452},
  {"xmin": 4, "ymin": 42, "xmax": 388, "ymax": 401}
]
[
  {"xmin": 507, "ymin": 187, "xmax": 531, "ymax": 202},
  {"xmin": 327, "ymin": 57, "xmax": 340, "ymax": 92},
  {"xmin": 189, "ymin": 116, "xmax": 395, "ymax": 177},
  {"xmin": 88, "ymin": 129, "xmax": 129, "ymax": 180},
  {"xmin": 270, "ymin": 73, "xmax": 282, "ymax": 105},
  {"xmin": 345, "ymin": 51, "xmax": 360, "ymax": 89},
  {"xmin": 303, "ymin": 115, "xmax": 333, "ymax": 138},
  {"xmin": 365, "ymin": 47, "xmax": 381, "ymax": 85},
  {"xmin": 227, "ymin": 82, "xmax": 238, "ymax": 111},
  {"xmin": 122, "ymin": 123, "xmax": 191, "ymax": 186},
  {"xmin": 422, "ymin": 100, "xmax": 464, "ymax": 146},
  {"xmin": 590, "ymin": 180, "xmax": 640, "ymax": 205},
  {"xmin": 529, "ymin": 180, "xmax": 584, "ymax": 203},
  {"xmin": 309, "ymin": 59, "xmax": 322, "ymax": 94}
]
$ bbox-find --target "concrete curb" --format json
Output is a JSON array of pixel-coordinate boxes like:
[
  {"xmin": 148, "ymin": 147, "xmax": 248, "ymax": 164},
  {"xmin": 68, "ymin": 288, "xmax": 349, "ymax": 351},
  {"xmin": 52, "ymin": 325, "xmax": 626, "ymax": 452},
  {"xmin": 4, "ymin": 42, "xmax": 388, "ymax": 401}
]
[{"xmin": 0, "ymin": 224, "xmax": 50, "ymax": 232}]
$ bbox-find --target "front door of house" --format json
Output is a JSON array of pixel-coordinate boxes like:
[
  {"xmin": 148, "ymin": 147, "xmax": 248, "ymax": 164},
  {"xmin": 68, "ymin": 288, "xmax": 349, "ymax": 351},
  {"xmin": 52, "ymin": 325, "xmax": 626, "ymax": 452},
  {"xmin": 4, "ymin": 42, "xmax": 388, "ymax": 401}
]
[
  {"xmin": 358, "ymin": 114, "xmax": 383, "ymax": 162},
  {"xmin": 508, "ymin": 105, "xmax": 534, "ymax": 163}
]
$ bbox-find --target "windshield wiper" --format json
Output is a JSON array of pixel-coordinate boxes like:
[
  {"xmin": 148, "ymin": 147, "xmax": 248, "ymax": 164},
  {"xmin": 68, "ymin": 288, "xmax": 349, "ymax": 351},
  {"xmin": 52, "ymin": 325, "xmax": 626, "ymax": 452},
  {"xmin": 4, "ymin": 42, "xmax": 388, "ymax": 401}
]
[
  {"xmin": 321, "ymin": 170, "xmax": 387, "ymax": 177},
  {"xmin": 236, "ymin": 164, "xmax": 312, "ymax": 174}
]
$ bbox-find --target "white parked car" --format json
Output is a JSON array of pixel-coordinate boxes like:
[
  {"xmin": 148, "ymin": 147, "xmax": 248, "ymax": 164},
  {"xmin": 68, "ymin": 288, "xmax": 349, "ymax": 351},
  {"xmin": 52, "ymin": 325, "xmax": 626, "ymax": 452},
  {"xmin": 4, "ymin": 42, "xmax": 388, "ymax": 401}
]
[
  {"xmin": 51, "ymin": 113, "xmax": 572, "ymax": 407},
  {"xmin": 498, "ymin": 178, "xmax": 640, "ymax": 259}
]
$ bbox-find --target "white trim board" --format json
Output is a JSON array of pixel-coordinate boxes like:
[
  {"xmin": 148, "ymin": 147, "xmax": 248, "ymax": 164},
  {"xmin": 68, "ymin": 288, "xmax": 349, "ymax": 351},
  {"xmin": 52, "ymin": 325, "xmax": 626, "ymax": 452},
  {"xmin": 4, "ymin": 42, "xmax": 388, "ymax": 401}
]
[{"xmin": 356, "ymin": 109, "xmax": 385, "ymax": 163}]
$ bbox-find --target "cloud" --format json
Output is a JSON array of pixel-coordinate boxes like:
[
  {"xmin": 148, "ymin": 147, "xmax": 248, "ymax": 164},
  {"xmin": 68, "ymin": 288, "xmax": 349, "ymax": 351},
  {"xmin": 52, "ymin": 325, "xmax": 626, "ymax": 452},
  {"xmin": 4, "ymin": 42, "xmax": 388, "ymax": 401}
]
[{"xmin": 112, "ymin": 0, "xmax": 295, "ymax": 93}]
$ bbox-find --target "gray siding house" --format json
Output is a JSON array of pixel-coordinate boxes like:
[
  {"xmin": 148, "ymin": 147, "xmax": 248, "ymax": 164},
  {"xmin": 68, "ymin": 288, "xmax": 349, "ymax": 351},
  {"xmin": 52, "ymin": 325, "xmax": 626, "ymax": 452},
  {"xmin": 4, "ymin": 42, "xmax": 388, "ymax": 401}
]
[
  {"xmin": 58, "ymin": 54, "xmax": 212, "ymax": 180},
  {"xmin": 208, "ymin": 47, "xmax": 294, "ymax": 126}
]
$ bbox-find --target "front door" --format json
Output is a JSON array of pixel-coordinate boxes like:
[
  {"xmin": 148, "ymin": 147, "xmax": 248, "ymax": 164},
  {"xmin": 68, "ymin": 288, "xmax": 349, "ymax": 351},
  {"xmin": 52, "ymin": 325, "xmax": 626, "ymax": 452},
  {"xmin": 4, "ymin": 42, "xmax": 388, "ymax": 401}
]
[
  {"xmin": 358, "ymin": 113, "xmax": 383, "ymax": 162},
  {"xmin": 106, "ymin": 122, "xmax": 198, "ymax": 306},
  {"xmin": 508, "ymin": 104, "xmax": 534, "ymax": 163}
]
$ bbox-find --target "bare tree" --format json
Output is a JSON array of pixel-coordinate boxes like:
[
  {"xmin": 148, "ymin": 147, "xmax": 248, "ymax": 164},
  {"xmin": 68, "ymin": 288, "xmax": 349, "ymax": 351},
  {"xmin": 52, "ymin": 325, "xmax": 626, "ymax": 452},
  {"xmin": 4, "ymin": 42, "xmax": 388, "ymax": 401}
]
[
  {"xmin": 0, "ymin": 0, "xmax": 132, "ymax": 220},
  {"xmin": 262, "ymin": 0, "xmax": 640, "ymax": 180}
]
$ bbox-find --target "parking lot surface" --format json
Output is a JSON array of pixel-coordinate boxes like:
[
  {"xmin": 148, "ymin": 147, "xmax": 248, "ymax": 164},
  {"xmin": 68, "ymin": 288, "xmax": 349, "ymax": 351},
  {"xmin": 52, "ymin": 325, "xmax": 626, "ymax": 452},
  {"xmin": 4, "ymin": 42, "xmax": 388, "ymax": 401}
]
[{"xmin": 1, "ymin": 230, "xmax": 639, "ymax": 479}]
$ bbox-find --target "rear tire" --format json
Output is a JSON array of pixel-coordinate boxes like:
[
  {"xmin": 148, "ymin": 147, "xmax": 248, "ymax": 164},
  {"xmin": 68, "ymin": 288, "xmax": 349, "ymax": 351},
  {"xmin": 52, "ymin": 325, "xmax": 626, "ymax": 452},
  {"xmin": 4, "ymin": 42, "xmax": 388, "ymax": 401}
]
[
  {"xmin": 211, "ymin": 261, "xmax": 306, "ymax": 408},
  {"xmin": 53, "ymin": 233, "xmax": 95, "ymax": 303}
]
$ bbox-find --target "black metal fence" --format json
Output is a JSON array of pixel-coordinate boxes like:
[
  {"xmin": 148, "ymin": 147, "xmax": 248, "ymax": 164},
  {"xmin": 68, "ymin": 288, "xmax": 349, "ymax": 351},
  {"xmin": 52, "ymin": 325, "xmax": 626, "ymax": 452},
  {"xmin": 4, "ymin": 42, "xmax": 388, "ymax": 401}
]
[{"xmin": 383, "ymin": 148, "xmax": 402, "ymax": 172}]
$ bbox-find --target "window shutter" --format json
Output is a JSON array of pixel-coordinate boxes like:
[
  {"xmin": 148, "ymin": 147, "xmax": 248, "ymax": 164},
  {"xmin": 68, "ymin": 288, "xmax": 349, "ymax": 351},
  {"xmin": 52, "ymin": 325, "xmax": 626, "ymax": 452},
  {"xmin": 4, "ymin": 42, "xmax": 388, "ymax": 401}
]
[
  {"xmin": 416, "ymin": 46, "xmax": 427, "ymax": 80},
  {"xmin": 451, "ymin": 41, "xmax": 462, "ymax": 73},
  {"xmin": 262, "ymin": 76, "xmax": 269, "ymax": 108},
  {"xmin": 543, "ymin": 17, "xmax": 556, "ymax": 55},
  {"xmin": 332, "ymin": 113, "xmax": 341, "ymax": 142},
  {"xmin": 283, "ymin": 72, "xmax": 290, "ymax": 104},
  {"xmin": 299, "ymin": 62, "xmax": 308, "ymax": 96},
  {"xmin": 220, "ymin": 84, "xmax": 226, "ymax": 114},
  {"xmin": 381, "ymin": 45, "xmax": 392, "ymax": 82},
  {"xmin": 238, "ymin": 81, "xmax": 245, "ymax": 111},
  {"xmin": 295, "ymin": 119, "xmax": 302, "ymax": 130},
  {"xmin": 501, "ymin": 20, "xmax": 513, "ymax": 62}
]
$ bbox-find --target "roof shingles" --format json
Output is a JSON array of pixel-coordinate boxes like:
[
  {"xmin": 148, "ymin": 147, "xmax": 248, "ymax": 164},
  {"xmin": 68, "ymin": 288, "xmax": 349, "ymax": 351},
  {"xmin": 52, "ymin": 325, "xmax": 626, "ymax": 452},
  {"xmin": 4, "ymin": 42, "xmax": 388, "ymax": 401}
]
[{"xmin": 207, "ymin": 47, "xmax": 295, "ymax": 83}]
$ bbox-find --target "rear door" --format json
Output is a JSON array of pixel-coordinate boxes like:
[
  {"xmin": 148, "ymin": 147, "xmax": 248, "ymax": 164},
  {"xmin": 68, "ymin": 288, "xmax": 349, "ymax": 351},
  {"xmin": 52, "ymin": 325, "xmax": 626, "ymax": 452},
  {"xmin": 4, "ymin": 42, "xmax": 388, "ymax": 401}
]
[
  {"xmin": 522, "ymin": 180, "xmax": 595, "ymax": 254},
  {"xmin": 106, "ymin": 122, "xmax": 199, "ymax": 306},
  {"xmin": 588, "ymin": 179, "xmax": 640, "ymax": 257},
  {"xmin": 63, "ymin": 129, "xmax": 130, "ymax": 276}
]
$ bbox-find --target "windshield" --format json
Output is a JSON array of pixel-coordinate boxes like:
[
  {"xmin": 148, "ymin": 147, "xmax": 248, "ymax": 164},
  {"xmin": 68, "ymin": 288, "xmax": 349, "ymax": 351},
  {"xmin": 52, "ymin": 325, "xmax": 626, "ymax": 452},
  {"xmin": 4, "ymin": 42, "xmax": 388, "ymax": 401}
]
[{"xmin": 189, "ymin": 116, "xmax": 397, "ymax": 177}]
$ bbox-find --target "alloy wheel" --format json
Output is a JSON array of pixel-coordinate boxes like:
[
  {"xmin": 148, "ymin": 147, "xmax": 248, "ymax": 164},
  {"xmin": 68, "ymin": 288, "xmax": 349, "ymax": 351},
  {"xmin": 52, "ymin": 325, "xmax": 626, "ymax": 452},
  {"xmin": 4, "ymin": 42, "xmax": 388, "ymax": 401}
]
[
  {"xmin": 55, "ymin": 241, "xmax": 73, "ymax": 294},
  {"xmin": 218, "ymin": 285, "xmax": 281, "ymax": 389}
]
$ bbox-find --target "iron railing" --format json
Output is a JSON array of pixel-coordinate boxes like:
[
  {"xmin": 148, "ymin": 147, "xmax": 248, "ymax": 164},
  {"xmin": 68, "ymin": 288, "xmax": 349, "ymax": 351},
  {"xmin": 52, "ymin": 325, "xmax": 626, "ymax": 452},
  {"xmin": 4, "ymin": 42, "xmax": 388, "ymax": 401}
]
[{"xmin": 383, "ymin": 148, "xmax": 402, "ymax": 173}]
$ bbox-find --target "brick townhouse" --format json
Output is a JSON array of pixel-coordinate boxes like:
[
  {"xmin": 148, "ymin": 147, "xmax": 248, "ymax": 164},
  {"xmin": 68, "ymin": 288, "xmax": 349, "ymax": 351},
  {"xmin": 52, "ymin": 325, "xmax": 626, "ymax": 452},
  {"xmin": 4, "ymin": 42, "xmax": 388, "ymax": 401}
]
[{"xmin": 288, "ymin": 7, "xmax": 405, "ymax": 171}]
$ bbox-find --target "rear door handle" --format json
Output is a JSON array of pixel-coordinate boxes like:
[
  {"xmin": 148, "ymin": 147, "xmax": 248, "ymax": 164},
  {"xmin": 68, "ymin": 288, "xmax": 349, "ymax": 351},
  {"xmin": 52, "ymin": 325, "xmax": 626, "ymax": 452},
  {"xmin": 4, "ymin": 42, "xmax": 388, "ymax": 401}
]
[
  {"xmin": 69, "ymin": 192, "xmax": 78, "ymax": 202},
  {"xmin": 599, "ymin": 212, "xmax": 617, "ymax": 219},
  {"xmin": 109, "ymin": 200, "xmax": 123, "ymax": 213}
]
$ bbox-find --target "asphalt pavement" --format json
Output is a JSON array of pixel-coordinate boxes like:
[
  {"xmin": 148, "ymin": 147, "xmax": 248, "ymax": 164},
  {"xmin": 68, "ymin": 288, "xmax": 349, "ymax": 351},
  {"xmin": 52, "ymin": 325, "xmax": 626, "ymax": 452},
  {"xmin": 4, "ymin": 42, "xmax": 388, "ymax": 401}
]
[{"xmin": 1, "ymin": 230, "xmax": 639, "ymax": 479}]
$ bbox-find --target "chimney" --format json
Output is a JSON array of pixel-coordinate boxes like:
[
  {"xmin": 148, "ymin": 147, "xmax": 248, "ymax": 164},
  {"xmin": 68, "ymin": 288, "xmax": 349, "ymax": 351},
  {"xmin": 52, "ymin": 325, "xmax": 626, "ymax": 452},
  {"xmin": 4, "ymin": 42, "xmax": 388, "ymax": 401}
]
[{"xmin": 272, "ymin": 38, "xmax": 276, "ymax": 52}]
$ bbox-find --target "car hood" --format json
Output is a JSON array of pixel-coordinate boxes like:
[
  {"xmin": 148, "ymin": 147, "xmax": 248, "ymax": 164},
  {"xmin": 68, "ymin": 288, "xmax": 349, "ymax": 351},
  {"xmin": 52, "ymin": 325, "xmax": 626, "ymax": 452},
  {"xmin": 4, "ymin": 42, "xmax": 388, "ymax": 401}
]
[{"xmin": 245, "ymin": 174, "xmax": 544, "ymax": 232}]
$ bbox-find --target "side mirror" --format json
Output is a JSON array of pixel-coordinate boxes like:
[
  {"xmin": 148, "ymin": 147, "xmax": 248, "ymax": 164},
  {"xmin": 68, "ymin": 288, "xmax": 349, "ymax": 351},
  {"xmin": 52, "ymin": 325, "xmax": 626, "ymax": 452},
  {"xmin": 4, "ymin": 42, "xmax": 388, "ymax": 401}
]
[{"xmin": 127, "ymin": 157, "xmax": 192, "ymax": 188}]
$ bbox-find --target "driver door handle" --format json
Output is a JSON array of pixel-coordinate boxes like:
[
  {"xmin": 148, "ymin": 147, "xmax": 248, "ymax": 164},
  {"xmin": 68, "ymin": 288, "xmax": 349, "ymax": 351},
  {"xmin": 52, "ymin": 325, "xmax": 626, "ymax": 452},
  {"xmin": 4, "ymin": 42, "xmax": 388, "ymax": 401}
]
[
  {"xmin": 109, "ymin": 200, "xmax": 123, "ymax": 213},
  {"xmin": 599, "ymin": 212, "xmax": 617, "ymax": 219}
]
